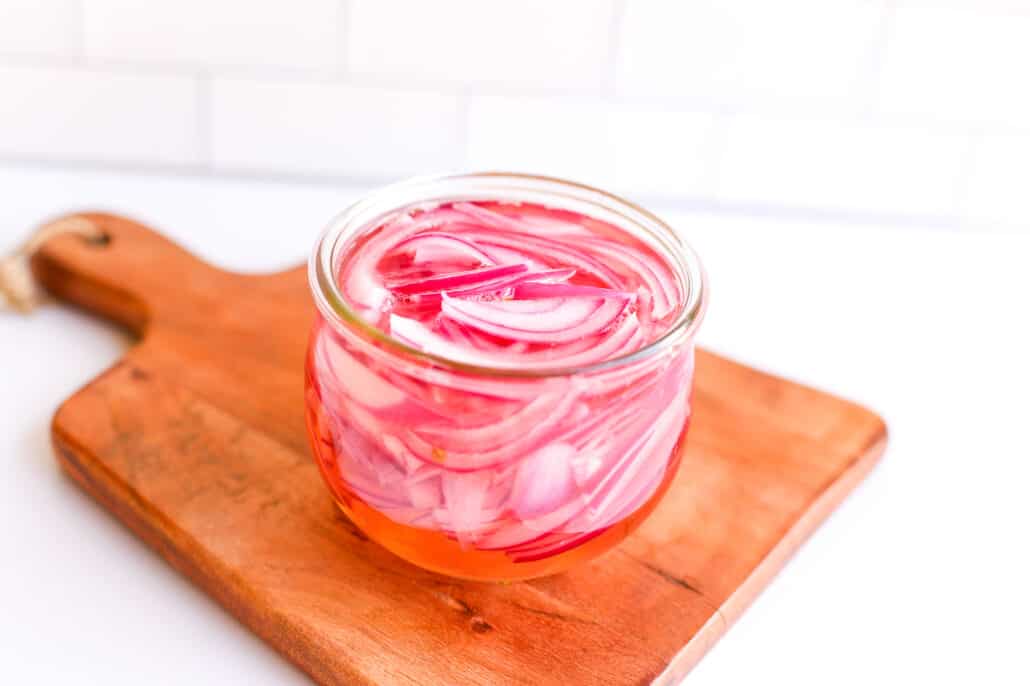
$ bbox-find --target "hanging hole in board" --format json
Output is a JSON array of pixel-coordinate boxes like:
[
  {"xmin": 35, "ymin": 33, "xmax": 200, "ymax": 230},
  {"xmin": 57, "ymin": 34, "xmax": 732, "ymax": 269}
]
[{"xmin": 85, "ymin": 232, "xmax": 112, "ymax": 247}]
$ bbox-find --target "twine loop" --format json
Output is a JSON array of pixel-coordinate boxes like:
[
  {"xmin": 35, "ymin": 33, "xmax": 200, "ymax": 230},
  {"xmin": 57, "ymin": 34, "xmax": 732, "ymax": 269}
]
[{"xmin": 0, "ymin": 216, "xmax": 102, "ymax": 313}]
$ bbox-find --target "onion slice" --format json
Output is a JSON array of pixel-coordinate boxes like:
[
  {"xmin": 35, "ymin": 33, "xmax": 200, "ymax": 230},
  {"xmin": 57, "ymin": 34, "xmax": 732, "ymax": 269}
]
[
  {"xmin": 389, "ymin": 231, "xmax": 495, "ymax": 266},
  {"xmin": 511, "ymin": 282, "xmax": 634, "ymax": 301},
  {"xmin": 389, "ymin": 263, "xmax": 528, "ymax": 294},
  {"xmin": 441, "ymin": 292, "xmax": 629, "ymax": 344}
]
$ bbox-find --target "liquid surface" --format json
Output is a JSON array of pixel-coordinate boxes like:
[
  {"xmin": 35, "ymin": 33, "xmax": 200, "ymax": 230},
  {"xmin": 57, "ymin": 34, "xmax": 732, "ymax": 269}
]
[
  {"xmin": 336, "ymin": 201, "xmax": 684, "ymax": 369},
  {"xmin": 306, "ymin": 200, "xmax": 695, "ymax": 580}
]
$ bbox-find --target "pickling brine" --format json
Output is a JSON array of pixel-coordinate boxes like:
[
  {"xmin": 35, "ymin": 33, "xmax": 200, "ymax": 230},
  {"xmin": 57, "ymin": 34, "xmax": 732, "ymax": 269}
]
[{"xmin": 306, "ymin": 174, "xmax": 707, "ymax": 580}]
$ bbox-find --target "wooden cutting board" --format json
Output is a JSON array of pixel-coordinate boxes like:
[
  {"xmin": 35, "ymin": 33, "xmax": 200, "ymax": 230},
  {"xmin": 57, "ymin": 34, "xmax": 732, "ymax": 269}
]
[{"xmin": 32, "ymin": 213, "xmax": 886, "ymax": 686}]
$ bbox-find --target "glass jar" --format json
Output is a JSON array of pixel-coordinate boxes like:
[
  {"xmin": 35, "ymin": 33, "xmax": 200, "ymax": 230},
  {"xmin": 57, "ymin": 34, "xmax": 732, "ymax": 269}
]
[{"xmin": 305, "ymin": 172, "xmax": 707, "ymax": 581}]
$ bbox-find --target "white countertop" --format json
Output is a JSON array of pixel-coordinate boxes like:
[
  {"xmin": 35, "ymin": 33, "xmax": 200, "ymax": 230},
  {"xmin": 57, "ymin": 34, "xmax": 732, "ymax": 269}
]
[{"xmin": 2, "ymin": 163, "xmax": 1028, "ymax": 685}]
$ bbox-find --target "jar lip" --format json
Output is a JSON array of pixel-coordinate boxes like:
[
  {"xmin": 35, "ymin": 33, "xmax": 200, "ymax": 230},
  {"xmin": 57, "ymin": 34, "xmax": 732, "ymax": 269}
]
[{"xmin": 309, "ymin": 171, "xmax": 708, "ymax": 378}]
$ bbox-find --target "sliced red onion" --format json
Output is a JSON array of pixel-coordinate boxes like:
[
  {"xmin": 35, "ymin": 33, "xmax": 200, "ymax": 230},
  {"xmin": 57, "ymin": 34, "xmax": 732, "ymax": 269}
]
[
  {"xmin": 476, "ymin": 492, "xmax": 588, "ymax": 551},
  {"xmin": 401, "ymin": 386, "xmax": 578, "ymax": 472},
  {"xmin": 391, "ymin": 266, "xmax": 575, "ymax": 315},
  {"xmin": 441, "ymin": 292, "xmax": 629, "ymax": 344},
  {"xmin": 508, "ymin": 443, "xmax": 579, "ymax": 519},
  {"xmin": 506, "ymin": 528, "xmax": 607, "ymax": 563},
  {"xmin": 452, "ymin": 228, "xmax": 622, "ymax": 287},
  {"xmin": 509, "ymin": 267, "xmax": 576, "ymax": 284},
  {"xmin": 316, "ymin": 200, "xmax": 695, "ymax": 565},
  {"xmin": 319, "ymin": 333, "xmax": 406, "ymax": 408},
  {"xmin": 380, "ymin": 434, "xmax": 428, "ymax": 475},
  {"xmin": 510, "ymin": 282, "xmax": 634, "ymax": 301},
  {"xmin": 414, "ymin": 391, "xmax": 566, "ymax": 454},
  {"xmin": 451, "ymin": 202, "xmax": 537, "ymax": 233},
  {"xmin": 440, "ymin": 471, "xmax": 498, "ymax": 545},
  {"xmin": 568, "ymin": 390, "xmax": 687, "ymax": 532},
  {"xmin": 389, "ymin": 263, "xmax": 528, "ymax": 295},
  {"xmin": 388, "ymin": 230, "xmax": 495, "ymax": 266},
  {"xmin": 388, "ymin": 314, "xmax": 505, "ymax": 368},
  {"xmin": 517, "ymin": 312, "xmax": 643, "ymax": 368},
  {"xmin": 564, "ymin": 235, "xmax": 679, "ymax": 320},
  {"xmin": 476, "ymin": 522, "xmax": 551, "ymax": 551}
]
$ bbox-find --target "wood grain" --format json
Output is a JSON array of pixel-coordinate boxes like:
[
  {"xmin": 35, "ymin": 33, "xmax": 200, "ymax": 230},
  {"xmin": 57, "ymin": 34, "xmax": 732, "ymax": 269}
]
[{"xmin": 32, "ymin": 213, "xmax": 886, "ymax": 685}]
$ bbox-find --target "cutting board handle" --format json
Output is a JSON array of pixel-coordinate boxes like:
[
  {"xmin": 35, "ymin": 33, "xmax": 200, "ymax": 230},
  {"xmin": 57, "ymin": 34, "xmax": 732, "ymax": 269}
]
[{"xmin": 30, "ymin": 213, "xmax": 220, "ymax": 336}]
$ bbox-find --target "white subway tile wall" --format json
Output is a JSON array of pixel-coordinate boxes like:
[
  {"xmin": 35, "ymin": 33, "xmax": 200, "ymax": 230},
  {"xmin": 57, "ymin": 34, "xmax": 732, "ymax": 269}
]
[
  {"xmin": 82, "ymin": 0, "xmax": 343, "ymax": 71},
  {"xmin": 210, "ymin": 78, "xmax": 461, "ymax": 177},
  {"xmin": 348, "ymin": 0, "xmax": 615, "ymax": 91},
  {"xmin": 0, "ymin": 0, "xmax": 1026, "ymax": 231},
  {"xmin": 0, "ymin": 65, "xmax": 200, "ymax": 165},
  {"xmin": 877, "ymin": 5, "xmax": 1030, "ymax": 127},
  {"xmin": 963, "ymin": 134, "xmax": 1030, "ymax": 229},
  {"xmin": 466, "ymin": 97, "xmax": 719, "ymax": 198},
  {"xmin": 715, "ymin": 116, "xmax": 968, "ymax": 217},
  {"xmin": 0, "ymin": 0, "xmax": 78, "ymax": 56},
  {"xmin": 616, "ymin": 0, "xmax": 887, "ymax": 107}
]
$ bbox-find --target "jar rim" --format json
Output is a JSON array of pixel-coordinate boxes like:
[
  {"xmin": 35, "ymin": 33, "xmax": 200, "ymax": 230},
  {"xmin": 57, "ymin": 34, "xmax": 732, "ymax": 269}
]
[{"xmin": 309, "ymin": 171, "xmax": 708, "ymax": 378}]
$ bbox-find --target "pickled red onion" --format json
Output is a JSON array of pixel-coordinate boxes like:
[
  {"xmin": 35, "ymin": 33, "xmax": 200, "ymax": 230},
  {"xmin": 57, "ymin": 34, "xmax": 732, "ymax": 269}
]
[
  {"xmin": 389, "ymin": 263, "xmax": 527, "ymax": 294},
  {"xmin": 441, "ymin": 293, "xmax": 630, "ymax": 344},
  {"xmin": 310, "ymin": 199, "xmax": 694, "ymax": 570}
]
